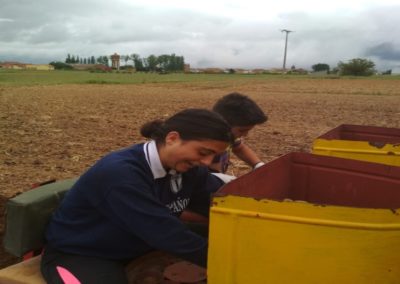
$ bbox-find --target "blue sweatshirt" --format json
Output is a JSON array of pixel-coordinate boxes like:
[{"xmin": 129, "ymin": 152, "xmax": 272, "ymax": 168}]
[{"xmin": 45, "ymin": 142, "xmax": 223, "ymax": 267}]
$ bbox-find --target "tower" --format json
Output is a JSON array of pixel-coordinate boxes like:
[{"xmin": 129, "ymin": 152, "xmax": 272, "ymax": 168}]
[{"xmin": 110, "ymin": 53, "xmax": 120, "ymax": 70}]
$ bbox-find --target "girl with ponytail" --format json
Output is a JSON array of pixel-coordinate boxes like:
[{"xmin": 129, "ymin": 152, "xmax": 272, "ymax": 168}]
[{"xmin": 41, "ymin": 109, "xmax": 233, "ymax": 284}]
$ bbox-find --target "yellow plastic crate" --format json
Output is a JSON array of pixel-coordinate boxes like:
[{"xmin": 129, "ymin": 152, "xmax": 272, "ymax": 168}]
[
  {"xmin": 312, "ymin": 124, "xmax": 400, "ymax": 166},
  {"xmin": 208, "ymin": 153, "xmax": 400, "ymax": 284}
]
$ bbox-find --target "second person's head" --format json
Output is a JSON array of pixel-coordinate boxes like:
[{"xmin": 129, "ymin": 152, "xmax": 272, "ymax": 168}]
[{"xmin": 213, "ymin": 92, "xmax": 267, "ymax": 138}]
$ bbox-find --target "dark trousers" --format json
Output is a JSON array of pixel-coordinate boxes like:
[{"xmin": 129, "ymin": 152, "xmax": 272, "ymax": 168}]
[
  {"xmin": 41, "ymin": 245, "xmax": 129, "ymax": 284},
  {"xmin": 41, "ymin": 223, "xmax": 208, "ymax": 283}
]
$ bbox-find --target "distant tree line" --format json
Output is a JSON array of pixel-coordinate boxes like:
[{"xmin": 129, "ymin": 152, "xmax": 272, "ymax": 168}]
[
  {"xmin": 62, "ymin": 53, "xmax": 185, "ymax": 72},
  {"xmin": 131, "ymin": 53, "xmax": 185, "ymax": 72},
  {"xmin": 65, "ymin": 54, "xmax": 109, "ymax": 65},
  {"xmin": 311, "ymin": 58, "xmax": 383, "ymax": 76},
  {"xmin": 55, "ymin": 54, "xmax": 387, "ymax": 76}
]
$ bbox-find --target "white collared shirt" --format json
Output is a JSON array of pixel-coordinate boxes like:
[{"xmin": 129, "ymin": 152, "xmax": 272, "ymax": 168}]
[{"xmin": 143, "ymin": 141, "xmax": 183, "ymax": 193}]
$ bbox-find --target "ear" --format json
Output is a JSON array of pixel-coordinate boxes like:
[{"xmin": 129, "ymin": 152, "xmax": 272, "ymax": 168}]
[{"xmin": 165, "ymin": 131, "xmax": 181, "ymax": 145}]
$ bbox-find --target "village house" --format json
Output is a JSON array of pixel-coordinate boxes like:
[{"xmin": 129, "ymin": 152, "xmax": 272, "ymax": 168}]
[{"xmin": 0, "ymin": 62, "xmax": 54, "ymax": 71}]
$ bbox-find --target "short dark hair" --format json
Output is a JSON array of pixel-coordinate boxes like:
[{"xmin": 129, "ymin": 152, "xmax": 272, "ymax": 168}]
[
  {"xmin": 140, "ymin": 108, "xmax": 234, "ymax": 144},
  {"xmin": 212, "ymin": 92, "xmax": 267, "ymax": 127}
]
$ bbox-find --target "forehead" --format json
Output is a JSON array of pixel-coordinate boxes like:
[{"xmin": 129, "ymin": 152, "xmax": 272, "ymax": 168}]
[{"xmin": 184, "ymin": 139, "xmax": 228, "ymax": 152}]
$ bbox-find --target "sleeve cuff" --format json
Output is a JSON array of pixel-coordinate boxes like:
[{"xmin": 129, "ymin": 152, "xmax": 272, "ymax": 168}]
[{"xmin": 253, "ymin": 162, "xmax": 265, "ymax": 170}]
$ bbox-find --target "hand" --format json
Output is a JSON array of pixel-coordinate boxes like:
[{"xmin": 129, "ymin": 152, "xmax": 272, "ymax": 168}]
[{"xmin": 211, "ymin": 173, "xmax": 237, "ymax": 183}]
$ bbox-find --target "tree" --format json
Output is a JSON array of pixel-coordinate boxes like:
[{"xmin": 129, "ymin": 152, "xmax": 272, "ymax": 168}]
[
  {"xmin": 158, "ymin": 54, "xmax": 170, "ymax": 71},
  {"xmin": 312, "ymin": 63, "xmax": 330, "ymax": 73},
  {"xmin": 145, "ymin": 55, "xmax": 158, "ymax": 72},
  {"xmin": 337, "ymin": 58, "xmax": 376, "ymax": 76},
  {"xmin": 168, "ymin": 53, "xmax": 176, "ymax": 71},
  {"xmin": 96, "ymin": 56, "xmax": 109, "ymax": 66},
  {"xmin": 170, "ymin": 54, "xmax": 185, "ymax": 72},
  {"xmin": 123, "ymin": 55, "xmax": 130, "ymax": 66},
  {"xmin": 175, "ymin": 56, "xmax": 185, "ymax": 71},
  {"xmin": 50, "ymin": 61, "xmax": 73, "ymax": 70},
  {"xmin": 65, "ymin": 54, "xmax": 72, "ymax": 63},
  {"xmin": 153, "ymin": 54, "xmax": 185, "ymax": 72},
  {"xmin": 131, "ymin": 54, "xmax": 144, "ymax": 71}
]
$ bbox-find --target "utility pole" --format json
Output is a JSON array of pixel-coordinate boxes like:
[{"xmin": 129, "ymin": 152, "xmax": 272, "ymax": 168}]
[{"xmin": 281, "ymin": 29, "xmax": 293, "ymax": 72}]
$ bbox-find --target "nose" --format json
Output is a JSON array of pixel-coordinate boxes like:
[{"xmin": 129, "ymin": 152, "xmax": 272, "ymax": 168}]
[{"xmin": 199, "ymin": 155, "xmax": 214, "ymax": 166}]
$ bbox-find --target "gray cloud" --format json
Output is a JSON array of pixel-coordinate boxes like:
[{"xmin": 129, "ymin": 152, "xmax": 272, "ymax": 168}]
[
  {"xmin": 1, "ymin": 1, "xmax": 400, "ymax": 70},
  {"xmin": 365, "ymin": 42, "xmax": 400, "ymax": 61}
]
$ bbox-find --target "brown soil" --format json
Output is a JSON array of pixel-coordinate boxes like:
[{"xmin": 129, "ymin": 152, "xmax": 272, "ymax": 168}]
[{"xmin": 1, "ymin": 78, "xmax": 399, "ymax": 268}]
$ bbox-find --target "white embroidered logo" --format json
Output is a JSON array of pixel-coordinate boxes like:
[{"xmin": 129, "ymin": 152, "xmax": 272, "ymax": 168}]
[{"xmin": 166, "ymin": 197, "xmax": 190, "ymax": 213}]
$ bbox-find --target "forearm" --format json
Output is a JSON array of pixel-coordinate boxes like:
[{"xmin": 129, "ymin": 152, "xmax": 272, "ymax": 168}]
[{"xmin": 232, "ymin": 144, "xmax": 263, "ymax": 167}]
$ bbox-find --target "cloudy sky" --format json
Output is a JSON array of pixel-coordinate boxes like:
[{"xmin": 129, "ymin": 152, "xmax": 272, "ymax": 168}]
[{"xmin": 1, "ymin": 0, "xmax": 400, "ymax": 71}]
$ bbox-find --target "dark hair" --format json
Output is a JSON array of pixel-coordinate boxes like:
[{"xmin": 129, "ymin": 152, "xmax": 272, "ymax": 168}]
[
  {"xmin": 140, "ymin": 108, "xmax": 234, "ymax": 144},
  {"xmin": 212, "ymin": 92, "xmax": 267, "ymax": 127}
]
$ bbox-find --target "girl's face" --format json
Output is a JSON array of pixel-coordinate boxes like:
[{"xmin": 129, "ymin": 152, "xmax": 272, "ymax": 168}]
[
  {"xmin": 161, "ymin": 132, "xmax": 229, "ymax": 172},
  {"xmin": 231, "ymin": 125, "xmax": 254, "ymax": 138}
]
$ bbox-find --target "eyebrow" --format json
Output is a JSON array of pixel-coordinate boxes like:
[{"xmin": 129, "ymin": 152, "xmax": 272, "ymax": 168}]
[{"xmin": 200, "ymin": 147, "xmax": 217, "ymax": 154}]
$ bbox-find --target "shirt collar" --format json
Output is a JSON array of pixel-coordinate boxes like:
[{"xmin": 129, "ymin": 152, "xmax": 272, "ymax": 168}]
[{"xmin": 143, "ymin": 141, "xmax": 167, "ymax": 179}]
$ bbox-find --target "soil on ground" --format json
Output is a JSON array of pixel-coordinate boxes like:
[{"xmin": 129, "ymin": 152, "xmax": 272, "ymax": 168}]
[{"xmin": 1, "ymin": 79, "xmax": 399, "ymax": 268}]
